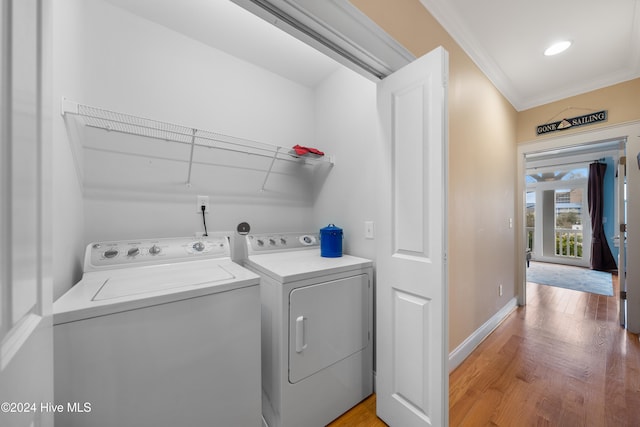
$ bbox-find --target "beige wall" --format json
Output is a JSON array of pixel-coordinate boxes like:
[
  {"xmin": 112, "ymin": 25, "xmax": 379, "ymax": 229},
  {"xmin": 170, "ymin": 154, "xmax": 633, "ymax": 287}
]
[
  {"xmin": 352, "ymin": 0, "xmax": 518, "ymax": 352},
  {"xmin": 517, "ymin": 78, "xmax": 640, "ymax": 143}
]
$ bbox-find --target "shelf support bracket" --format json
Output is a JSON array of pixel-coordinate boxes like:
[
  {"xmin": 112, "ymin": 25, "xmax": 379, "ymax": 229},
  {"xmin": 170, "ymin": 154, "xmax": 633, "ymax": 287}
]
[
  {"xmin": 61, "ymin": 97, "xmax": 79, "ymax": 116},
  {"xmin": 260, "ymin": 147, "xmax": 281, "ymax": 192},
  {"xmin": 186, "ymin": 129, "xmax": 197, "ymax": 187}
]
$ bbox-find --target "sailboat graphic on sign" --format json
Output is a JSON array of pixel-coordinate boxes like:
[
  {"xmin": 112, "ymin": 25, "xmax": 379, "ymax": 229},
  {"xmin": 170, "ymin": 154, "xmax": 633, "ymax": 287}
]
[{"xmin": 557, "ymin": 119, "xmax": 572, "ymax": 129}]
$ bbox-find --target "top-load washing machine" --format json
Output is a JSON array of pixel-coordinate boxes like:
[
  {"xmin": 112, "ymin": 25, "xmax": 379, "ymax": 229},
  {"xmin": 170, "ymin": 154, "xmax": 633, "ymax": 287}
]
[
  {"xmin": 53, "ymin": 233, "xmax": 261, "ymax": 427},
  {"xmin": 242, "ymin": 232, "xmax": 373, "ymax": 427}
]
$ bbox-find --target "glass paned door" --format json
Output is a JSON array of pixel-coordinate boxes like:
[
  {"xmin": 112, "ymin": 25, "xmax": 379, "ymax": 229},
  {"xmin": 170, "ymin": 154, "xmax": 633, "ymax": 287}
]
[
  {"xmin": 554, "ymin": 188, "xmax": 584, "ymax": 258},
  {"xmin": 526, "ymin": 165, "xmax": 591, "ymax": 267},
  {"xmin": 526, "ymin": 191, "xmax": 535, "ymax": 253}
]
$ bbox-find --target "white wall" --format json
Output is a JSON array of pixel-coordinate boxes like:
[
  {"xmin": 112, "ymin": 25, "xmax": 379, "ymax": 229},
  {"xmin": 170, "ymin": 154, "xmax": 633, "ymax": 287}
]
[
  {"xmin": 52, "ymin": 0, "xmax": 87, "ymax": 299},
  {"xmin": 52, "ymin": 0, "xmax": 333, "ymax": 298},
  {"xmin": 312, "ymin": 68, "xmax": 378, "ymax": 261}
]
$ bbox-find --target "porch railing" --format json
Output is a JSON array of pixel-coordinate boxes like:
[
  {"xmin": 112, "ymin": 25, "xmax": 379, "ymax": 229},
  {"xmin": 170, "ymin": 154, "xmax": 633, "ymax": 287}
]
[
  {"xmin": 526, "ymin": 227, "xmax": 534, "ymax": 252},
  {"xmin": 555, "ymin": 228, "xmax": 583, "ymax": 258},
  {"xmin": 527, "ymin": 227, "xmax": 583, "ymax": 259}
]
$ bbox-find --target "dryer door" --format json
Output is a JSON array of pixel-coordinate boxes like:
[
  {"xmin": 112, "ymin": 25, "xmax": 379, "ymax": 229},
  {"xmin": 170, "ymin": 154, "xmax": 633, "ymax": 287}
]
[{"xmin": 288, "ymin": 274, "xmax": 369, "ymax": 384}]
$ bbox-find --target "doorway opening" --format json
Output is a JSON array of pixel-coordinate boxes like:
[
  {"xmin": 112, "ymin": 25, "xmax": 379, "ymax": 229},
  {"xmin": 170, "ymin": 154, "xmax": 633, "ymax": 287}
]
[
  {"xmin": 521, "ymin": 137, "xmax": 626, "ymax": 304},
  {"xmin": 525, "ymin": 160, "xmax": 592, "ymax": 268}
]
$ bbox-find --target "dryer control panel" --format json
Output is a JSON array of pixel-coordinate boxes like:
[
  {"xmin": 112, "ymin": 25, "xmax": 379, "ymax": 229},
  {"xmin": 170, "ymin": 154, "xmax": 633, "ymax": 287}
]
[
  {"xmin": 84, "ymin": 233, "xmax": 231, "ymax": 272},
  {"xmin": 246, "ymin": 232, "xmax": 319, "ymax": 254}
]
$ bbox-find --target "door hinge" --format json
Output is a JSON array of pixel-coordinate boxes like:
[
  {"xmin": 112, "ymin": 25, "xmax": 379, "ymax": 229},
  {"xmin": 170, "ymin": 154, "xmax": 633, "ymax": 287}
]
[
  {"xmin": 621, "ymin": 223, "xmax": 627, "ymax": 232},
  {"xmin": 620, "ymin": 156, "xmax": 626, "ymax": 166},
  {"xmin": 620, "ymin": 291, "xmax": 627, "ymax": 300}
]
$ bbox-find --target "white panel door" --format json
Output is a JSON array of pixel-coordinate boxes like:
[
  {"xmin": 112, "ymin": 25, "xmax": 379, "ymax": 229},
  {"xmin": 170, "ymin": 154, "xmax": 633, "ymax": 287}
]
[
  {"xmin": 376, "ymin": 46, "xmax": 448, "ymax": 427},
  {"xmin": 626, "ymin": 135, "xmax": 640, "ymax": 333},
  {"xmin": 0, "ymin": 1, "xmax": 54, "ymax": 426}
]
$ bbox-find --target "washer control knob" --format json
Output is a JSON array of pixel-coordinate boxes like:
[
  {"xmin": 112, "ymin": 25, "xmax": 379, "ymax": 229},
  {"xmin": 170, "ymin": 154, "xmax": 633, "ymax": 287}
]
[
  {"xmin": 280, "ymin": 238, "xmax": 287, "ymax": 245},
  {"xmin": 149, "ymin": 245, "xmax": 161, "ymax": 255},
  {"xmin": 193, "ymin": 241, "xmax": 205, "ymax": 252},
  {"xmin": 269, "ymin": 238, "xmax": 276, "ymax": 246},
  {"xmin": 127, "ymin": 247, "xmax": 140, "ymax": 257},
  {"xmin": 257, "ymin": 239, "xmax": 264, "ymax": 247},
  {"xmin": 299, "ymin": 235, "xmax": 317, "ymax": 246},
  {"xmin": 104, "ymin": 248, "xmax": 118, "ymax": 259}
]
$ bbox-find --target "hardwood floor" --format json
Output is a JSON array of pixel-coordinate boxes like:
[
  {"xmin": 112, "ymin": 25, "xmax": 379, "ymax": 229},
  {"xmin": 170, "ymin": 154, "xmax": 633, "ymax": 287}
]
[
  {"xmin": 450, "ymin": 275, "xmax": 640, "ymax": 426},
  {"xmin": 331, "ymin": 274, "xmax": 640, "ymax": 426},
  {"xmin": 327, "ymin": 394, "xmax": 386, "ymax": 427}
]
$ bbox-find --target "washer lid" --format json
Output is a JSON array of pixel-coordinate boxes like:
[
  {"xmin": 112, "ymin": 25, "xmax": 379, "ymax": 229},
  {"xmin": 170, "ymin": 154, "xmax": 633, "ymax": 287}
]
[
  {"xmin": 53, "ymin": 259, "xmax": 259, "ymax": 325},
  {"xmin": 93, "ymin": 263, "xmax": 235, "ymax": 301}
]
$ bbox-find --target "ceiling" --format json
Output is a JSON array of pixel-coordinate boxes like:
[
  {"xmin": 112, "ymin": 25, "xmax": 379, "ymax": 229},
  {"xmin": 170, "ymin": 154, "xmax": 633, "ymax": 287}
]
[
  {"xmin": 102, "ymin": 0, "xmax": 342, "ymax": 87},
  {"xmin": 420, "ymin": 0, "xmax": 640, "ymax": 111},
  {"xmin": 104, "ymin": 0, "xmax": 640, "ymax": 111}
]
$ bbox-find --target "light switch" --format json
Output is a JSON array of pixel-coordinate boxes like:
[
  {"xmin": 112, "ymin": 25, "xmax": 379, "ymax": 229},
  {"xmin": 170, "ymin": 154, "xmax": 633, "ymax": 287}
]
[{"xmin": 364, "ymin": 221, "xmax": 374, "ymax": 239}]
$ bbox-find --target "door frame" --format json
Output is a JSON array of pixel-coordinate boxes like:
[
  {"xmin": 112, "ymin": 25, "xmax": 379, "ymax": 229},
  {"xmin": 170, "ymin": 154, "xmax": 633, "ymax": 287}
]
[
  {"xmin": 516, "ymin": 120, "xmax": 640, "ymax": 307},
  {"xmin": 0, "ymin": 0, "xmax": 54, "ymax": 425}
]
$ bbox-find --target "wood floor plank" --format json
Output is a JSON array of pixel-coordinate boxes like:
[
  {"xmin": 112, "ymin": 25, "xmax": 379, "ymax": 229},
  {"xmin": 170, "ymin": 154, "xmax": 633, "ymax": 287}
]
[
  {"xmin": 332, "ymin": 273, "xmax": 639, "ymax": 426},
  {"xmin": 327, "ymin": 394, "xmax": 387, "ymax": 427},
  {"xmin": 450, "ymin": 276, "xmax": 640, "ymax": 426}
]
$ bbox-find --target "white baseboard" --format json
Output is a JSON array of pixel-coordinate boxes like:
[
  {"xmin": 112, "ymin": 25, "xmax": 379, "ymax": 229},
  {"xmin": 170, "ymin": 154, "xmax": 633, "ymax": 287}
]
[{"xmin": 448, "ymin": 297, "xmax": 518, "ymax": 372}]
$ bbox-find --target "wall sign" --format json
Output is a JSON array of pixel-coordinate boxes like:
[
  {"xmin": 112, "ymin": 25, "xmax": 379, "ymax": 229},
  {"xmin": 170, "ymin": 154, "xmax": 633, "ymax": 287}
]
[{"xmin": 536, "ymin": 110, "xmax": 608, "ymax": 135}]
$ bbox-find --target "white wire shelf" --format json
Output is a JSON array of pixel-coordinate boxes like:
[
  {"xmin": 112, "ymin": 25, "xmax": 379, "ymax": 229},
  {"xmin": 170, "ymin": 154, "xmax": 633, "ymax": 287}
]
[{"xmin": 61, "ymin": 98, "xmax": 333, "ymax": 189}]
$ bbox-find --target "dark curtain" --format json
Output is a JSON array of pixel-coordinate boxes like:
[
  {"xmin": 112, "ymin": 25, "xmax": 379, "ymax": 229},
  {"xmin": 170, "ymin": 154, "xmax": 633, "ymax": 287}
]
[{"xmin": 588, "ymin": 162, "xmax": 617, "ymax": 271}]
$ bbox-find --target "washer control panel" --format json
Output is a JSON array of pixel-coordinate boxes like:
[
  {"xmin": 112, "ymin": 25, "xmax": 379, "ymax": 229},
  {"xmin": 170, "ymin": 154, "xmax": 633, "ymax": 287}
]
[
  {"xmin": 84, "ymin": 234, "xmax": 231, "ymax": 271},
  {"xmin": 246, "ymin": 232, "xmax": 319, "ymax": 254}
]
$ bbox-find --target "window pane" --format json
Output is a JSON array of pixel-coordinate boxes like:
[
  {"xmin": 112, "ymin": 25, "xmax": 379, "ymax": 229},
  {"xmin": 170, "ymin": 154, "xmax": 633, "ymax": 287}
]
[
  {"xmin": 561, "ymin": 167, "xmax": 588, "ymax": 180},
  {"xmin": 555, "ymin": 188, "xmax": 583, "ymax": 258},
  {"xmin": 526, "ymin": 166, "xmax": 588, "ymax": 182},
  {"xmin": 526, "ymin": 191, "xmax": 535, "ymax": 251},
  {"xmin": 555, "ymin": 188, "xmax": 582, "ymax": 228}
]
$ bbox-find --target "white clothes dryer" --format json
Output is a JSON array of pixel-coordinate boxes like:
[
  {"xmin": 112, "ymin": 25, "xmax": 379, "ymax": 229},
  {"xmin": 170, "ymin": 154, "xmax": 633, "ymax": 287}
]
[
  {"xmin": 243, "ymin": 232, "xmax": 373, "ymax": 427},
  {"xmin": 53, "ymin": 233, "xmax": 261, "ymax": 427}
]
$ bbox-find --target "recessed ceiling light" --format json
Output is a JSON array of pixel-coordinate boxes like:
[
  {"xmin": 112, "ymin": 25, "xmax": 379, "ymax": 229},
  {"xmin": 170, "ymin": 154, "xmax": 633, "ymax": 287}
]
[{"xmin": 544, "ymin": 41, "xmax": 572, "ymax": 56}]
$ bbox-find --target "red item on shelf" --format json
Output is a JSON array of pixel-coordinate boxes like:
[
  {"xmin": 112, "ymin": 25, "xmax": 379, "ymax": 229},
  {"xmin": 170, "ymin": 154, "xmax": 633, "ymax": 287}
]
[{"xmin": 292, "ymin": 145, "xmax": 324, "ymax": 156}]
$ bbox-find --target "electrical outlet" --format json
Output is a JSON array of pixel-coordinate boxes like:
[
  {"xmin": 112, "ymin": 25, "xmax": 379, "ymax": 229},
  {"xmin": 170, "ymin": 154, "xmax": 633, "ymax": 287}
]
[
  {"xmin": 498, "ymin": 284, "xmax": 503, "ymax": 297},
  {"xmin": 197, "ymin": 195, "xmax": 210, "ymax": 213}
]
